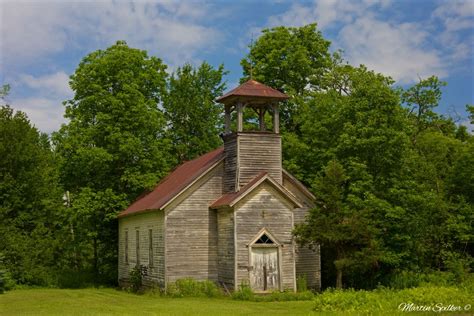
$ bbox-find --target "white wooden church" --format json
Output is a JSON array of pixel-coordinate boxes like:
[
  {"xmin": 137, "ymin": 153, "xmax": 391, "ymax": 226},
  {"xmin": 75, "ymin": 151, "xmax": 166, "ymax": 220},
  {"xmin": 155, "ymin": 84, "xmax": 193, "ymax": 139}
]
[{"xmin": 118, "ymin": 80, "xmax": 320, "ymax": 292}]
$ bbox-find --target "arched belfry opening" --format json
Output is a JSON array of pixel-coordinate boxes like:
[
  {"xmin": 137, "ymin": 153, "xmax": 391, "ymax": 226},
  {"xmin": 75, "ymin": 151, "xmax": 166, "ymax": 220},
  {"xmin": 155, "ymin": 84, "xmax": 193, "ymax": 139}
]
[
  {"xmin": 216, "ymin": 80, "xmax": 289, "ymax": 193},
  {"xmin": 216, "ymin": 80, "xmax": 288, "ymax": 134}
]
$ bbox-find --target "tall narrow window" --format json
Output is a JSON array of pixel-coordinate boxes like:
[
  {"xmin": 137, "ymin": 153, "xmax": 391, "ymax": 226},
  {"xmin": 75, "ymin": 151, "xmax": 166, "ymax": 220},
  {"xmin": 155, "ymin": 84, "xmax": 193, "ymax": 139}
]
[
  {"xmin": 148, "ymin": 229, "xmax": 153, "ymax": 267},
  {"xmin": 124, "ymin": 230, "xmax": 128, "ymax": 264},
  {"xmin": 136, "ymin": 230, "xmax": 140, "ymax": 266}
]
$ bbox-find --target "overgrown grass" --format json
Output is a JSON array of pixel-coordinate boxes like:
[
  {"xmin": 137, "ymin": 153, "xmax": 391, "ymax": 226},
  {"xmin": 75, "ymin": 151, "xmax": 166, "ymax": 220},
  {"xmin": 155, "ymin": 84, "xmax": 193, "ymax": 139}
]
[
  {"xmin": 2, "ymin": 278, "xmax": 472, "ymax": 315},
  {"xmin": 313, "ymin": 283, "xmax": 473, "ymax": 313},
  {"xmin": 164, "ymin": 278, "xmax": 222, "ymax": 298},
  {"xmin": 231, "ymin": 283, "xmax": 315, "ymax": 302}
]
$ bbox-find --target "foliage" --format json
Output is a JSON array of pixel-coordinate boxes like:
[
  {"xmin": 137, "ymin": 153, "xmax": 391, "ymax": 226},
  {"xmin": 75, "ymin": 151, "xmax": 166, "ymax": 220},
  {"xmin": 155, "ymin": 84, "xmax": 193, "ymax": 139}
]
[
  {"xmin": 0, "ymin": 105, "xmax": 65, "ymax": 288},
  {"xmin": 163, "ymin": 62, "xmax": 227, "ymax": 162},
  {"xmin": 266, "ymin": 40, "xmax": 474, "ymax": 289},
  {"xmin": 0, "ymin": 253, "xmax": 15, "ymax": 293},
  {"xmin": 241, "ymin": 23, "xmax": 331, "ymax": 132},
  {"xmin": 129, "ymin": 266, "xmax": 143, "ymax": 293},
  {"xmin": 165, "ymin": 278, "xmax": 222, "ymax": 298},
  {"xmin": 231, "ymin": 282, "xmax": 254, "ymax": 300},
  {"xmin": 296, "ymin": 275, "xmax": 308, "ymax": 292},
  {"xmin": 52, "ymin": 41, "xmax": 174, "ymax": 284},
  {"xmin": 0, "ymin": 288, "xmax": 316, "ymax": 316},
  {"xmin": 232, "ymin": 281, "xmax": 314, "ymax": 302},
  {"xmin": 54, "ymin": 40, "xmax": 173, "ymax": 197},
  {"xmin": 313, "ymin": 282, "xmax": 473, "ymax": 313}
]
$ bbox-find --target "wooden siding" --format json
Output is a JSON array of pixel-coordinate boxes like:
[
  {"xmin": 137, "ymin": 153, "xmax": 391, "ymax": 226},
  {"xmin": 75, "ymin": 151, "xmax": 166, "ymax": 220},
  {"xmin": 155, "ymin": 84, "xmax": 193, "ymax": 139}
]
[
  {"xmin": 223, "ymin": 136, "xmax": 238, "ymax": 193},
  {"xmin": 238, "ymin": 133, "xmax": 282, "ymax": 186},
  {"xmin": 165, "ymin": 163, "xmax": 223, "ymax": 283},
  {"xmin": 217, "ymin": 208, "xmax": 235, "ymax": 289},
  {"xmin": 283, "ymin": 177, "xmax": 321, "ymax": 291},
  {"xmin": 234, "ymin": 183, "xmax": 295, "ymax": 291},
  {"xmin": 118, "ymin": 211, "xmax": 165, "ymax": 286}
]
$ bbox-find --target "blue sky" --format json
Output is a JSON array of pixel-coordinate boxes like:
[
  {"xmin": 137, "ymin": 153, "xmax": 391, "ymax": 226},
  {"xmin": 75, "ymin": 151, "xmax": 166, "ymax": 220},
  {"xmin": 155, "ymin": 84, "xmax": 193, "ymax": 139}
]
[{"xmin": 1, "ymin": 0, "xmax": 473, "ymax": 133}]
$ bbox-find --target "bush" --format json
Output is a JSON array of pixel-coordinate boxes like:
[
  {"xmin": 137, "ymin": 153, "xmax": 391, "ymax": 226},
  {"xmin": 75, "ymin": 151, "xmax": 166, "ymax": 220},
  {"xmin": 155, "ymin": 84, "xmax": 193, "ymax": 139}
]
[
  {"xmin": 313, "ymin": 284, "xmax": 474, "ymax": 313},
  {"xmin": 296, "ymin": 274, "xmax": 308, "ymax": 292},
  {"xmin": 57, "ymin": 269, "xmax": 97, "ymax": 289},
  {"xmin": 231, "ymin": 281, "xmax": 314, "ymax": 302},
  {"xmin": 0, "ymin": 253, "xmax": 15, "ymax": 293},
  {"xmin": 165, "ymin": 278, "xmax": 221, "ymax": 298},
  {"xmin": 387, "ymin": 270, "xmax": 460, "ymax": 289},
  {"xmin": 129, "ymin": 266, "xmax": 143, "ymax": 293},
  {"xmin": 231, "ymin": 282, "xmax": 254, "ymax": 300}
]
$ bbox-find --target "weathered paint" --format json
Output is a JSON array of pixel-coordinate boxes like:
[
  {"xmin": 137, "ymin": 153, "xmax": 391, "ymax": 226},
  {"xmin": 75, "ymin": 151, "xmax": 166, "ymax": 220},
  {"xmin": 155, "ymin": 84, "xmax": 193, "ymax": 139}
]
[
  {"xmin": 118, "ymin": 211, "xmax": 165, "ymax": 287},
  {"xmin": 234, "ymin": 183, "xmax": 296, "ymax": 291},
  {"xmin": 283, "ymin": 176, "xmax": 321, "ymax": 291},
  {"xmin": 250, "ymin": 247, "xmax": 280, "ymax": 291},
  {"xmin": 164, "ymin": 163, "xmax": 224, "ymax": 283}
]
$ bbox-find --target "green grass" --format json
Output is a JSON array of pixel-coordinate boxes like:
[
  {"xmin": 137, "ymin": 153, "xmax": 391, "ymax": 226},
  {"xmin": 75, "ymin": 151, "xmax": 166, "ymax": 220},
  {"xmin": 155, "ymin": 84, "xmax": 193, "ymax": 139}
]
[
  {"xmin": 0, "ymin": 288, "xmax": 316, "ymax": 316},
  {"xmin": 1, "ymin": 283, "xmax": 472, "ymax": 315}
]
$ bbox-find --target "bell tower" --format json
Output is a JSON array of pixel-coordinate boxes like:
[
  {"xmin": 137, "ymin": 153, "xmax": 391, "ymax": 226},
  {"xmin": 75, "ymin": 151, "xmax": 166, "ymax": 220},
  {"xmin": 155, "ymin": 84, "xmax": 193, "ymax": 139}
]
[{"xmin": 216, "ymin": 80, "xmax": 288, "ymax": 193}]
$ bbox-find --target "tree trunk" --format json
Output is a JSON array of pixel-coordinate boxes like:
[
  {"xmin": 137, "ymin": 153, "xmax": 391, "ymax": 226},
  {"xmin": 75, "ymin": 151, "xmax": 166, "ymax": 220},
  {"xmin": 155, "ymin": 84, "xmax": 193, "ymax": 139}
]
[{"xmin": 336, "ymin": 268, "xmax": 343, "ymax": 289}]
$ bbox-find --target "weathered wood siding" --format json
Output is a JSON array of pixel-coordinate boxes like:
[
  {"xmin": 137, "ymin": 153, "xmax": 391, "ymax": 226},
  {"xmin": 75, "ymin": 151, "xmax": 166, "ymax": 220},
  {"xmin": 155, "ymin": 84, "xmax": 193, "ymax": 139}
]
[
  {"xmin": 238, "ymin": 133, "xmax": 282, "ymax": 186},
  {"xmin": 118, "ymin": 211, "xmax": 165, "ymax": 286},
  {"xmin": 234, "ymin": 183, "xmax": 295, "ymax": 291},
  {"xmin": 283, "ymin": 177, "xmax": 321, "ymax": 291},
  {"xmin": 165, "ymin": 163, "xmax": 223, "ymax": 283},
  {"xmin": 223, "ymin": 135, "xmax": 238, "ymax": 193},
  {"xmin": 217, "ymin": 208, "xmax": 235, "ymax": 289}
]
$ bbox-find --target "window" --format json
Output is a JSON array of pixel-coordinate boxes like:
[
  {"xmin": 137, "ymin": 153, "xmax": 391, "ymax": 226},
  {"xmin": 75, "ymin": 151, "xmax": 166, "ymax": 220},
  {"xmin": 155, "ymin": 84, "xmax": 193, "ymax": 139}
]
[
  {"xmin": 136, "ymin": 230, "xmax": 140, "ymax": 266},
  {"xmin": 148, "ymin": 229, "xmax": 153, "ymax": 267},
  {"xmin": 255, "ymin": 233, "xmax": 274, "ymax": 244},
  {"xmin": 124, "ymin": 230, "xmax": 128, "ymax": 264}
]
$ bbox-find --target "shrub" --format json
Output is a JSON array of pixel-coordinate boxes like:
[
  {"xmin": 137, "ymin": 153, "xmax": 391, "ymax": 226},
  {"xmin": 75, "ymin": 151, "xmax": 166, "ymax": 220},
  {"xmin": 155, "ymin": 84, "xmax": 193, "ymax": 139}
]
[
  {"xmin": 296, "ymin": 274, "xmax": 308, "ymax": 292},
  {"xmin": 313, "ymin": 284, "xmax": 474, "ymax": 313},
  {"xmin": 0, "ymin": 253, "xmax": 15, "ymax": 293},
  {"xmin": 166, "ymin": 278, "xmax": 221, "ymax": 298},
  {"xmin": 129, "ymin": 266, "xmax": 143, "ymax": 293},
  {"xmin": 57, "ymin": 269, "xmax": 96, "ymax": 289},
  {"xmin": 231, "ymin": 282, "xmax": 254, "ymax": 300},
  {"xmin": 231, "ymin": 281, "xmax": 314, "ymax": 302},
  {"xmin": 387, "ymin": 270, "xmax": 460, "ymax": 289}
]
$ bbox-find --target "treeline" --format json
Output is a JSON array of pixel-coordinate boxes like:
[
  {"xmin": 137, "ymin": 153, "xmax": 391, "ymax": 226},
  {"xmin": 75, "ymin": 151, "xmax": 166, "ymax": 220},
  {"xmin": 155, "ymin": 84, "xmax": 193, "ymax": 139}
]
[{"xmin": 0, "ymin": 24, "xmax": 472, "ymax": 291}]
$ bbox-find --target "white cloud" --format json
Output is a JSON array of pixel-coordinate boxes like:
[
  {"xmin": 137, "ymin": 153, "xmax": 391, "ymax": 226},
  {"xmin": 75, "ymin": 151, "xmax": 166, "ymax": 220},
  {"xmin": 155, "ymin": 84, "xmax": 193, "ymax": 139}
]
[
  {"xmin": 19, "ymin": 72, "xmax": 72, "ymax": 98},
  {"xmin": 11, "ymin": 97, "xmax": 66, "ymax": 133},
  {"xmin": 262, "ymin": 0, "xmax": 466, "ymax": 84},
  {"xmin": 1, "ymin": 1, "xmax": 224, "ymax": 132},
  {"xmin": 267, "ymin": 0, "xmax": 391, "ymax": 29},
  {"xmin": 0, "ymin": 2, "xmax": 71, "ymax": 70},
  {"xmin": 338, "ymin": 16, "xmax": 446, "ymax": 83},
  {"xmin": 1, "ymin": 1, "xmax": 222, "ymax": 69}
]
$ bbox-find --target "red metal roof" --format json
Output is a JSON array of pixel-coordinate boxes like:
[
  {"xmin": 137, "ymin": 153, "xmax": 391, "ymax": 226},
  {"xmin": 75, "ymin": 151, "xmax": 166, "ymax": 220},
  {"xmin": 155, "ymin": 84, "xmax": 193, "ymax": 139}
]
[
  {"xmin": 118, "ymin": 147, "xmax": 224, "ymax": 218},
  {"xmin": 216, "ymin": 80, "xmax": 289, "ymax": 104},
  {"xmin": 211, "ymin": 172, "xmax": 268, "ymax": 208},
  {"xmin": 210, "ymin": 171, "xmax": 302, "ymax": 209}
]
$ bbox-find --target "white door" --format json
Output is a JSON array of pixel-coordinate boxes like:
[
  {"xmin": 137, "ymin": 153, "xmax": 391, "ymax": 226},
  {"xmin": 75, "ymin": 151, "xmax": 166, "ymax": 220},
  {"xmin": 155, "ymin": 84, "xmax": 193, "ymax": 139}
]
[{"xmin": 250, "ymin": 247, "xmax": 279, "ymax": 291}]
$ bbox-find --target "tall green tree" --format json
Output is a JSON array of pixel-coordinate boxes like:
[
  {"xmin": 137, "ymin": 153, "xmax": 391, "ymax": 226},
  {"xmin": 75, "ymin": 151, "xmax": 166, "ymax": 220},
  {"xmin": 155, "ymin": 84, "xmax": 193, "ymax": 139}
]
[
  {"xmin": 53, "ymin": 41, "xmax": 174, "ymax": 282},
  {"xmin": 241, "ymin": 24, "xmax": 331, "ymax": 132},
  {"xmin": 163, "ymin": 62, "xmax": 227, "ymax": 162},
  {"xmin": 0, "ymin": 105, "xmax": 64, "ymax": 286},
  {"xmin": 294, "ymin": 160, "xmax": 387, "ymax": 289}
]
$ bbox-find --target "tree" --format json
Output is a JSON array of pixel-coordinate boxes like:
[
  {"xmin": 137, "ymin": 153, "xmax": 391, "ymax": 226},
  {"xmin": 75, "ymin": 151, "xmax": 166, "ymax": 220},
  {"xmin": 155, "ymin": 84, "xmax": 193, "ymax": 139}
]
[
  {"xmin": 241, "ymin": 24, "xmax": 331, "ymax": 132},
  {"xmin": 294, "ymin": 161, "xmax": 388, "ymax": 289},
  {"xmin": 401, "ymin": 76, "xmax": 447, "ymax": 141},
  {"xmin": 53, "ymin": 41, "xmax": 174, "ymax": 282},
  {"xmin": 163, "ymin": 62, "xmax": 227, "ymax": 162},
  {"xmin": 0, "ymin": 105, "xmax": 64, "ymax": 286}
]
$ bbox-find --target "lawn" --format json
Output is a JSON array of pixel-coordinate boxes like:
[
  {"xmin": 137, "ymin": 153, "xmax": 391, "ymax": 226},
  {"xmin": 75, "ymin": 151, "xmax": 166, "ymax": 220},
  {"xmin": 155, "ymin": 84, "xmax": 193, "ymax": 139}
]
[
  {"xmin": 1, "ymin": 285, "xmax": 472, "ymax": 315},
  {"xmin": 0, "ymin": 288, "xmax": 316, "ymax": 316}
]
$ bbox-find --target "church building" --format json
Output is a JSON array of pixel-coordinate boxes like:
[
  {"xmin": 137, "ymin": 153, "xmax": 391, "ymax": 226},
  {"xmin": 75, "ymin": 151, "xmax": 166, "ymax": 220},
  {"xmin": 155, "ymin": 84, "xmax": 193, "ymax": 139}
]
[{"xmin": 118, "ymin": 80, "xmax": 320, "ymax": 292}]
